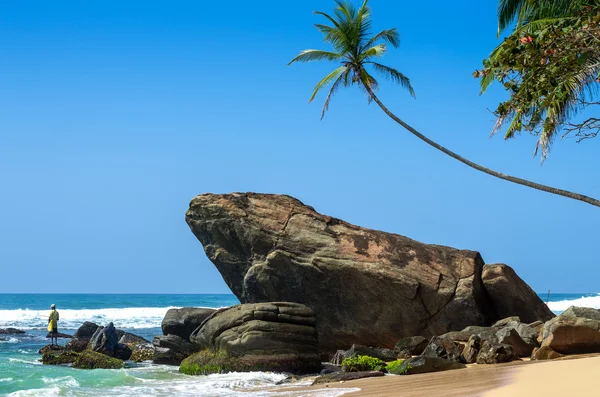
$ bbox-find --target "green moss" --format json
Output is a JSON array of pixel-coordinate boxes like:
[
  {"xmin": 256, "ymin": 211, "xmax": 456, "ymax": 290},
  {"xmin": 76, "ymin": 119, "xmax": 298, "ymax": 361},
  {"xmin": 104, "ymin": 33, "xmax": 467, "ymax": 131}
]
[
  {"xmin": 42, "ymin": 351, "xmax": 80, "ymax": 365},
  {"xmin": 385, "ymin": 359, "xmax": 404, "ymax": 372},
  {"xmin": 72, "ymin": 350, "xmax": 124, "ymax": 369},
  {"xmin": 341, "ymin": 355, "xmax": 386, "ymax": 372},
  {"xmin": 180, "ymin": 350, "xmax": 235, "ymax": 375},
  {"xmin": 387, "ymin": 360, "xmax": 412, "ymax": 375},
  {"xmin": 179, "ymin": 350, "xmax": 322, "ymax": 376}
]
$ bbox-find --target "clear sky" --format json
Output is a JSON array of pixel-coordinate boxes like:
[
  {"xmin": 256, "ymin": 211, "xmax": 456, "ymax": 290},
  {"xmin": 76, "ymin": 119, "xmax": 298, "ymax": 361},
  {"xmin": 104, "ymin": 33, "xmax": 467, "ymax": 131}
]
[{"xmin": 1, "ymin": 0, "xmax": 599, "ymax": 294}]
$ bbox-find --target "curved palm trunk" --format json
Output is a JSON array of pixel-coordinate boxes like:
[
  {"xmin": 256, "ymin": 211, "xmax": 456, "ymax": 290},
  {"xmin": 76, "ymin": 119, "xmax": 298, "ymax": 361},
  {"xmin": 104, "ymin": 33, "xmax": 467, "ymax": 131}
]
[{"xmin": 364, "ymin": 85, "xmax": 600, "ymax": 208}]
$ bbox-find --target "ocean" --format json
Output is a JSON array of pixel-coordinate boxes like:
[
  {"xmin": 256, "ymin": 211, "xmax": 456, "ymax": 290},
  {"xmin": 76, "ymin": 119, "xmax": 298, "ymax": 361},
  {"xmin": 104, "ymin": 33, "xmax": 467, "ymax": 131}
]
[{"xmin": 0, "ymin": 293, "xmax": 596, "ymax": 397}]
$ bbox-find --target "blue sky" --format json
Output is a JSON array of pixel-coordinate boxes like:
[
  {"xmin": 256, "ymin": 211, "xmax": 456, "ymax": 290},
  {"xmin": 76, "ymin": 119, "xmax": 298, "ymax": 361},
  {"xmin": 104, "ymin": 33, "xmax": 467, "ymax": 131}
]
[{"xmin": 1, "ymin": 0, "xmax": 599, "ymax": 294}]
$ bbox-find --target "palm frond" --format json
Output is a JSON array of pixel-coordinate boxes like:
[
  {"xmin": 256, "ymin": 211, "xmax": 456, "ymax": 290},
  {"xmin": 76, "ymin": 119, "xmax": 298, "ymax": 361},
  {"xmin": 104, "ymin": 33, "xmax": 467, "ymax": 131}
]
[
  {"xmin": 309, "ymin": 65, "xmax": 348, "ymax": 102},
  {"xmin": 363, "ymin": 29, "xmax": 400, "ymax": 50},
  {"xmin": 360, "ymin": 44, "xmax": 386, "ymax": 60},
  {"xmin": 321, "ymin": 69, "xmax": 349, "ymax": 118},
  {"xmin": 288, "ymin": 49, "xmax": 342, "ymax": 65},
  {"xmin": 369, "ymin": 62, "xmax": 415, "ymax": 97}
]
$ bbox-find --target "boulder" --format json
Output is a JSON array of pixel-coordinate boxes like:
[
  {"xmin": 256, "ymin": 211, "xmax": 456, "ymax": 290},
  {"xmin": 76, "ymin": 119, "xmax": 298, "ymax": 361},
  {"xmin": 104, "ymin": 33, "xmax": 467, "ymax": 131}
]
[
  {"xmin": 38, "ymin": 344, "xmax": 65, "ymax": 355},
  {"xmin": 482, "ymin": 264, "xmax": 554, "ymax": 324},
  {"xmin": 73, "ymin": 322, "xmax": 100, "ymax": 340},
  {"xmin": 311, "ymin": 371, "xmax": 384, "ymax": 385},
  {"xmin": 119, "ymin": 332, "xmax": 149, "ymax": 347},
  {"xmin": 0, "ymin": 328, "xmax": 25, "ymax": 334},
  {"xmin": 394, "ymin": 336, "xmax": 428, "ymax": 355},
  {"xmin": 421, "ymin": 336, "xmax": 464, "ymax": 362},
  {"xmin": 130, "ymin": 343, "xmax": 155, "ymax": 362},
  {"xmin": 41, "ymin": 351, "xmax": 79, "ymax": 365},
  {"xmin": 494, "ymin": 327, "xmax": 533, "ymax": 357},
  {"xmin": 161, "ymin": 308, "xmax": 216, "ymax": 340},
  {"xmin": 114, "ymin": 343, "xmax": 132, "ymax": 361},
  {"xmin": 462, "ymin": 335, "xmax": 481, "ymax": 364},
  {"xmin": 65, "ymin": 338, "xmax": 89, "ymax": 353},
  {"xmin": 492, "ymin": 317, "xmax": 521, "ymax": 327},
  {"xmin": 532, "ymin": 346, "xmax": 564, "ymax": 361},
  {"xmin": 389, "ymin": 356, "xmax": 466, "ymax": 375},
  {"xmin": 504, "ymin": 321, "xmax": 539, "ymax": 351},
  {"xmin": 152, "ymin": 334, "xmax": 198, "ymax": 365},
  {"xmin": 343, "ymin": 344, "xmax": 398, "ymax": 362},
  {"xmin": 476, "ymin": 341, "xmax": 518, "ymax": 364},
  {"xmin": 187, "ymin": 193, "xmax": 530, "ymax": 351},
  {"xmin": 90, "ymin": 323, "xmax": 119, "ymax": 356},
  {"xmin": 72, "ymin": 350, "xmax": 124, "ymax": 369},
  {"xmin": 189, "ymin": 302, "xmax": 321, "ymax": 374},
  {"xmin": 540, "ymin": 306, "xmax": 600, "ymax": 354},
  {"xmin": 440, "ymin": 326, "xmax": 499, "ymax": 342}
]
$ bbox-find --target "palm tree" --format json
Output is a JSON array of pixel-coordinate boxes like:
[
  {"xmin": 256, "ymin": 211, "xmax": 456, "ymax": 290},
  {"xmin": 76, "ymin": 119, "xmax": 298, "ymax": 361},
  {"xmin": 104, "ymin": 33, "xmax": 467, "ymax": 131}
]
[
  {"xmin": 289, "ymin": 0, "xmax": 600, "ymax": 208},
  {"xmin": 497, "ymin": 0, "xmax": 584, "ymax": 34}
]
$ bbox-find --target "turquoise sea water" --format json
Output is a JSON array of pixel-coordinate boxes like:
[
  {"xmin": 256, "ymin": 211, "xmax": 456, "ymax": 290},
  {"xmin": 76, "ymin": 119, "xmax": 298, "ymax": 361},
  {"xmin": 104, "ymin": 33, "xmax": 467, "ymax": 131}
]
[{"xmin": 0, "ymin": 293, "xmax": 597, "ymax": 396}]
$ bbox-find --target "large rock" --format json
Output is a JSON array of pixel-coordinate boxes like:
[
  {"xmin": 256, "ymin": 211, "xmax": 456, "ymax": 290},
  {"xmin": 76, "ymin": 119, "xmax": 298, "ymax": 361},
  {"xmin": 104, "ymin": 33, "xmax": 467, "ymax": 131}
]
[
  {"xmin": 42, "ymin": 351, "xmax": 79, "ymax": 366},
  {"xmin": 72, "ymin": 350, "xmax": 124, "ymax": 369},
  {"xmin": 482, "ymin": 264, "xmax": 554, "ymax": 324},
  {"xmin": 394, "ymin": 336, "xmax": 428, "ymax": 356},
  {"xmin": 421, "ymin": 336, "xmax": 464, "ymax": 362},
  {"xmin": 532, "ymin": 346, "xmax": 564, "ymax": 361},
  {"xmin": 65, "ymin": 338, "xmax": 89, "ymax": 353},
  {"xmin": 119, "ymin": 332, "xmax": 149, "ymax": 347},
  {"xmin": 190, "ymin": 302, "xmax": 321, "ymax": 374},
  {"xmin": 131, "ymin": 343, "xmax": 155, "ymax": 362},
  {"xmin": 494, "ymin": 327, "xmax": 533, "ymax": 357},
  {"xmin": 186, "ymin": 193, "xmax": 550, "ymax": 351},
  {"xmin": 73, "ymin": 322, "xmax": 100, "ymax": 340},
  {"xmin": 152, "ymin": 334, "xmax": 198, "ymax": 365},
  {"xmin": 462, "ymin": 335, "xmax": 481, "ymax": 364},
  {"xmin": 540, "ymin": 306, "xmax": 600, "ymax": 354},
  {"xmin": 161, "ymin": 308, "xmax": 216, "ymax": 340},
  {"xmin": 89, "ymin": 323, "xmax": 119, "ymax": 356},
  {"xmin": 0, "ymin": 328, "xmax": 25, "ymax": 334},
  {"xmin": 476, "ymin": 341, "xmax": 518, "ymax": 364},
  {"xmin": 389, "ymin": 356, "xmax": 466, "ymax": 375}
]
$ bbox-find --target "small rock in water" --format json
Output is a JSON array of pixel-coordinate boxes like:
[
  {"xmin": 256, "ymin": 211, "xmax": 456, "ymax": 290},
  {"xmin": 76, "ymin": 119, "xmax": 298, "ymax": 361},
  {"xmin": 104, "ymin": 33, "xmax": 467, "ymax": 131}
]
[{"xmin": 0, "ymin": 328, "xmax": 25, "ymax": 335}]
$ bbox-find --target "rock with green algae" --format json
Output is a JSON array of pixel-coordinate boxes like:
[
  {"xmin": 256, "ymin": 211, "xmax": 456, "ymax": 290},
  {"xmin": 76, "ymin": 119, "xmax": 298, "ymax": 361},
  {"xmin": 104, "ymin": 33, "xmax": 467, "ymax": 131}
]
[
  {"xmin": 42, "ymin": 351, "xmax": 79, "ymax": 365},
  {"xmin": 72, "ymin": 350, "xmax": 124, "ymax": 369},
  {"xmin": 180, "ymin": 349, "xmax": 321, "ymax": 376},
  {"xmin": 130, "ymin": 343, "xmax": 155, "ymax": 362}
]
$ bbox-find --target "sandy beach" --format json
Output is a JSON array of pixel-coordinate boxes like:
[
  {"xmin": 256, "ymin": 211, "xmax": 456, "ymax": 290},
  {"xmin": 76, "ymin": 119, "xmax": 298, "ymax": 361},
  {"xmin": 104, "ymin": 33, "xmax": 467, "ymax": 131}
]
[{"xmin": 275, "ymin": 355, "xmax": 600, "ymax": 397}]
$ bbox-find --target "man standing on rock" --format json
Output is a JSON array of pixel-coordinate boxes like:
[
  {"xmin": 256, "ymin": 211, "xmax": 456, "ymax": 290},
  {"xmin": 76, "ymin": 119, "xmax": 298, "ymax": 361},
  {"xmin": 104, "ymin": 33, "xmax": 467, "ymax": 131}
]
[{"xmin": 48, "ymin": 304, "xmax": 60, "ymax": 345}]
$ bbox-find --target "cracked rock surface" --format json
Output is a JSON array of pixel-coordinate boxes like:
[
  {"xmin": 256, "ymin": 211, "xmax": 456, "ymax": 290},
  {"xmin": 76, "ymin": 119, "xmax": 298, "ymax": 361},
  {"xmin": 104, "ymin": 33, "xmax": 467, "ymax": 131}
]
[{"xmin": 186, "ymin": 192, "xmax": 550, "ymax": 352}]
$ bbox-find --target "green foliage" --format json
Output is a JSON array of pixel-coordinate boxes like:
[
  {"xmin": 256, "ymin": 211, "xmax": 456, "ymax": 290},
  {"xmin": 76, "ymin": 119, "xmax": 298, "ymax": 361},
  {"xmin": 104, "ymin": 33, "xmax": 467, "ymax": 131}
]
[
  {"xmin": 384, "ymin": 359, "xmax": 404, "ymax": 372},
  {"xmin": 478, "ymin": 0, "xmax": 600, "ymax": 159},
  {"xmin": 387, "ymin": 360, "xmax": 412, "ymax": 375},
  {"xmin": 288, "ymin": 0, "xmax": 414, "ymax": 119},
  {"xmin": 341, "ymin": 355, "xmax": 386, "ymax": 372},
  {"xmin": 180, "ymin": 350, "xmax": 235, "ymax": 376}
]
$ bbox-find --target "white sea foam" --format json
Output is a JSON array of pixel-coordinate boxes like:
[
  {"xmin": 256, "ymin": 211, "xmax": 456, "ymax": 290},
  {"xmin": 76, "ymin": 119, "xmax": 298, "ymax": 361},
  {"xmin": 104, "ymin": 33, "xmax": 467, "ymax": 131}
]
[
  {"xmin": 0, "ymin": 337, "xmax": 20, "ymax": 344},
  {"xmin": 547, "ymin": 294, "xmax": 600, "ymax": 312},
  {"xmin": 0, "ymin": 378, "xmax": 14, "ymax": 382},
  {"xmin": 8, "ymin": 386, "xmax": 61, "ymax": 397},
  {"xmin": 0, "ymin": 307, "xmax": 179, "ymax": 330}
]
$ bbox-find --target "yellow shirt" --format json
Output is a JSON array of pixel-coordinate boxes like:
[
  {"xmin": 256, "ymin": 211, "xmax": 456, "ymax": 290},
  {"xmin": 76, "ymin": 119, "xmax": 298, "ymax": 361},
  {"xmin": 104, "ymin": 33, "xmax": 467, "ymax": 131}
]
[{"xmin": 48, "ymin": 310, "xmax": 59, "ymax": 328}]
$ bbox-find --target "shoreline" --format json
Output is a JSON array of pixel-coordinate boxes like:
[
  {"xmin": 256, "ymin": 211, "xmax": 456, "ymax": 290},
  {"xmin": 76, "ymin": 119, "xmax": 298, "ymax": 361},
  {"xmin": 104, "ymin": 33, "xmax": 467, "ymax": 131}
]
[{"xmin": 275, "ymin": 354, "xmax": 600, "ymax": 397}]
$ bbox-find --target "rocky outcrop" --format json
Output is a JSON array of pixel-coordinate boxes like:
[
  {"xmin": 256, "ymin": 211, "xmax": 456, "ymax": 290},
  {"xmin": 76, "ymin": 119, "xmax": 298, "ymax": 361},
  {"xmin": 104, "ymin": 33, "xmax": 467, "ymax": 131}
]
[
  {"xmin": 152, "ymin": 335, "xmax": 198, "ymax": 365},
  {"xmin": 189, "ymin": 302, "xmax": 321, "ymax": 374},
  {"xmin": 73, "ymin": 322, "xmax": 100, "ymax": 340},
  {"xmin": 161, "ymin": 308, "xmax": 216, "ymax": 340},
  {"xmin": 72, "ymin": 350, "xmax": 124, "ymax": 369},
  {"xmin": 41, "ymin": 351, "xmax": 79, "ymax": 365},
  {"xmin": 462, "ymin": 335, "xmax": 481, "ymax": 364},
  {"xmin": 312, "ymin": 371, "xmax": 384, "ymax": 385},
  {"xmin": 390, "ymin": 356, "xmax": 466, "ymax": 375},
  {"xmin": 119, "ymin": 332, "xmax": 149, "ymax": 347},
  {"xmin": 90, "ymin": 323, "xmax": 119, "ymax": 356},
  {"xmin": 131, "ymin": 343, "xmax": 155, "ymax": 362},
  {"xmin": 476, "ymin": 341, "xmax": 518, "ymax": 364},
  {"xmin": 45, "ymin": 332, "xmax": 72, "ymax": 339},
  {"xmin": 482, "ymin": 264, "xmax": 554, "ymax": 324},
  {"xmin": 540, "ymin": 306, "xmax": 600, "ymax": 355},
  {"xmin": 421, "ymin": 336, "xmax": 464, "ymax": 362},
  {"xmin": 0, "ymin": 328, "xmax": 25, "ymax": 334},
  {"xmin": 186, "ymin": 193, "xmax": 551, "ymax": 351}
]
